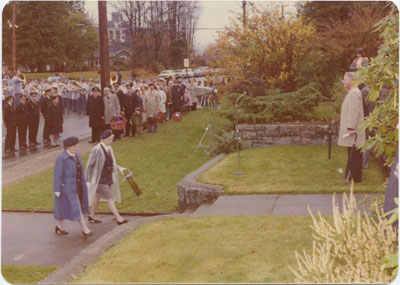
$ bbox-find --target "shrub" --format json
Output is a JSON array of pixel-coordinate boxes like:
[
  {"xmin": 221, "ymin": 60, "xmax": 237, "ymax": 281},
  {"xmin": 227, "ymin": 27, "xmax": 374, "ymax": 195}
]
[
  {"xmin": 220, "ymin": 83, "xmax": 322, "ymax": 124},
  {"xmin": 210, "ymin": 130, "xmax": 242, "ymax": 155},
  {"xmin": 290, "ymin": 185, "xmax": 398, "ymax": 283},
  {"xmin": 330, "ymin": 76, "xmax": 346, "ymax": 114}
]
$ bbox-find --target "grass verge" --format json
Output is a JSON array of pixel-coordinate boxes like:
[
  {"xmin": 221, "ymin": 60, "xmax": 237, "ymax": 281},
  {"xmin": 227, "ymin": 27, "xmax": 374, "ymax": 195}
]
[
  {"xmin": 198, "ymin": 145, "xmax": 385, "ymax": 195},
  {"xmin": 2, "ymin": 109, "xmax": 229, "ymax": 213},
  {"xmin": 74, "ymin": 216, "xmax": 314, "ymax": 283},
  {"xmin": 2, "ymin": 265, "xmax": 58, "ymax": 284}
]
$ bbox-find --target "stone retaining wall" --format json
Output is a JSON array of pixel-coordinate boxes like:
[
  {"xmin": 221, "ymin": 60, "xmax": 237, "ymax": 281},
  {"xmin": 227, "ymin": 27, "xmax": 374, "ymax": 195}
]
[
  {"xmin": 177, "ymin": 154, "xmax": 226, "ymax": 212},
  {"xmin": 236, "ymin": 123, "xmax": 339, "ymax": 148}
]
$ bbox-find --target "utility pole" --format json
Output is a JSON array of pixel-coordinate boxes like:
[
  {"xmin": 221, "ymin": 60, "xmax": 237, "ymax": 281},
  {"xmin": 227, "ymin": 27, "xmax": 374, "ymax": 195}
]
[
  {"xmin": 242, "ymin": 1, "xmax": 247, "ymax": 27},
  {"xmin": 98, "ymin": 1, "xmax": 110, "ymax": 92},
  {"xmin": 11, "ymin": 1, "xmax": 16, "ymax": 74},
  {"xmin": 164, "ymin": 23, "xmax": 169, "ymax": 69}
]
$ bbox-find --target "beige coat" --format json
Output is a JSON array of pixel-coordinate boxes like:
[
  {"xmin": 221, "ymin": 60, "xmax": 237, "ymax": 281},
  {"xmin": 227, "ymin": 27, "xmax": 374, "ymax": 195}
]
[
  {"xmin": 144, "ymin": 89, "xmax": 161, "ymax": 118},
  {"xmin": 338, "ymin": 87, "xmax": 366, "ymax": 147},
  {"xmin": 103, "ymin": 93, "xmax": 121, "ymax": 124},
  {"xmin": 85, "ymin": 143, "xmax": 122, "ymax": 205}
]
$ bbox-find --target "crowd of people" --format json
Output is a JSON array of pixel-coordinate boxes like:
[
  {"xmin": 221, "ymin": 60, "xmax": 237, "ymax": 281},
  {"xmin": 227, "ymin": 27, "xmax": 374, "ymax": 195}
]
[{"xmin": 2, "ymin": 70, "xmax": 219, "ymax": 154}]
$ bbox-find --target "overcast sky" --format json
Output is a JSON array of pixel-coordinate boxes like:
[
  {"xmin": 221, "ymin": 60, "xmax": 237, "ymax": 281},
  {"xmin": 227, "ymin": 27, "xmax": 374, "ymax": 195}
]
[{"xmin": 84, "ymin": 1, "xmax": 298, "ymax": 53}]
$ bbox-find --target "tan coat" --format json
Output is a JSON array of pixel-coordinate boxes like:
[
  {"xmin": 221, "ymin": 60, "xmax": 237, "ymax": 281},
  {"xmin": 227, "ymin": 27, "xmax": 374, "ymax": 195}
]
[
  {"xmin": 144, "ymin": 89, "xmax": 161, "ymax": 118},
  {"xmin": 338, "ymin": 87, "xmax": 366, "ymax": 147},
  {"xmin": 85, "ymin": 143, "xmax": 122, "ymax": 206}
]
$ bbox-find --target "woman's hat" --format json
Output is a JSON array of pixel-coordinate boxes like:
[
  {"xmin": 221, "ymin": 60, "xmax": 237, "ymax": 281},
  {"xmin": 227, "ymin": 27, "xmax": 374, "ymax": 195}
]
[
  {"xmin": 100, "ymin": 130, "xmax": 113, "ymax": 140},
  {"xmin": 63, "ymin": 136, "xmax": 79, "ymax": 147}
]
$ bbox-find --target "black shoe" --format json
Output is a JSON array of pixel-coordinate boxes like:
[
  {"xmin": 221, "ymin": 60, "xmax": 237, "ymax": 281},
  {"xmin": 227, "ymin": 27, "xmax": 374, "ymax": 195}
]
[
  {"xmin": 55, "ymin": 226, "xmax": 68, "ymax": 235},
  {"xmin": 82, "ymin": 230, "xmax": 93, "ymax": 237},
  {"xmin": 117, "ymin": 219, "xmax": 128, "ymax": 225},
  {"xmin": 88, "ymin": 216, "xmax": 103, "ymax": 223},
  {"xmin": 35, "ymin": 142, "xmax": 41, "ymax": 145}
]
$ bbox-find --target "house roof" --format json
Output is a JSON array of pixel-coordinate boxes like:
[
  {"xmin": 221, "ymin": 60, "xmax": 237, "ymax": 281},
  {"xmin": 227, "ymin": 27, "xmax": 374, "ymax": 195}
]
[{"xmin": 110, "ymin": 49, "xmax": 132, "ymax": 58}]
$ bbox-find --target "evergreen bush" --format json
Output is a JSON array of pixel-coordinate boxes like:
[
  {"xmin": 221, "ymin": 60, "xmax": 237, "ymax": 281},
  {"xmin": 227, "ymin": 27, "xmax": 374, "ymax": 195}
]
[{"xmin": 220, "ymin": 83, "xmax": 322, "ymax": 124}]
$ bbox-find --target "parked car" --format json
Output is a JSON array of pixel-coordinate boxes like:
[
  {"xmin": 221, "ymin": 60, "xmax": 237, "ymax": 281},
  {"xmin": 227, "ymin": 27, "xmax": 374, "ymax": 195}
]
[
  {"xmin": 183, "ymin": 68, "xmax": 194, "ymax": 78},
  {"xmin": 158, "ymin": 70, "xmax": 175, "ymax": 79},
  {"xmin": 174, "ymin": 69, "xmax": 186, "ymax": 79},
  {"xmin": 193, "ymin": 68, "xmax": 204, "ymax": 77}
]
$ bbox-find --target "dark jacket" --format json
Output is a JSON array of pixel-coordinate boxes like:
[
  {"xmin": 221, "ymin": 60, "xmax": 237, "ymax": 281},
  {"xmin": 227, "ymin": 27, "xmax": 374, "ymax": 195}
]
[
  {"xmin": 47, "ymin": 102, "xmax": 63, "ymax": 134},
  {"xmin": 3, "ymin": 103, "xmax": 16, "ymax": 128},
  {"xmin": 40, "ymin": 96, "xmax": 50, "ymax": 117},
  {"xmin": 27, "ymin": 99, "xmax": 40, "ymax": 122},
  {"xmin": 16, "ymin": 103, "xmax": 29, "ymax": 127},
  {"xmin": 171, "ymin": 86, "xmax": 183, "ymax": 109},
  {"xmin": 86, "ymin": 95, "xmax": 105, "ymax": 129},
  {"xmin": 123, "ymin": 92, "xmax": 139, "ymax": 114},
  {"xmin": 116, "ymin": 89, "xmax": 125, "ymax": 108}
]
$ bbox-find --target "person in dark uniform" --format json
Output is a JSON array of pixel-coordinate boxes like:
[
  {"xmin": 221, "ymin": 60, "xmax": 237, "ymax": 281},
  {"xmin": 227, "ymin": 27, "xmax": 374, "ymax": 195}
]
[
  {"xmin": 171, "ymin": 80, "xmax": 183, "ymax": 114},
  {"xmin": 3, "ymin": 95, "xmax": 17, "ymax": 153},
  {"xmin": 122, "ymin": 83, "xmax": 139, "ymax": 137},
  {"xmin": 53, "ymin": 136, "xmax": 93, "ymax": 236},
  {"xmin": 86, "ymin": 86, "xmax": 105, "ymax": 143},
  {"xmin": 27, "ymin": 91, "xmax": 41, "ymax": 146},
  {"xmin": 47, "ymin": 96, "xmax": 63, "ymax": 147},
  {"xmin": 40, "ymin": 87, "xmax": 52, "ymax": 144},
  {"xmin": 16, "ymin": 94, "xmax": 29, "ymax": 149}
]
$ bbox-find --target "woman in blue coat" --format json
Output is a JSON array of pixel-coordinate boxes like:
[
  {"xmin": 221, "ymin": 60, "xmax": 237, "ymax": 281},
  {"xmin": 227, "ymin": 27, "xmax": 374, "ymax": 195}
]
[{"xmin": 53, "ymin": 136, "xmax": 93, "ymax": 236}]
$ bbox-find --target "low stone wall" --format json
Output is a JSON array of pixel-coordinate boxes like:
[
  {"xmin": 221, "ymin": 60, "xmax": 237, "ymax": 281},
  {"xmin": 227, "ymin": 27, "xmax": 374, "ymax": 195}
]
[
  {"xmin": 236, "ymin": 123, "xmax": 340, "ymax": 148},
  {"xmin": 177, "ymin": 154, "xmax": 226, "ymax": 212}
]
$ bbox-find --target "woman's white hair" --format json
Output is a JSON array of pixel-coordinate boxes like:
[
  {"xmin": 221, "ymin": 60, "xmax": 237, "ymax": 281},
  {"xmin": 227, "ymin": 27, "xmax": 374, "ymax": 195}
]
[
  {"xmin": 344, "ymin": 72, "xmax": 357, "ymax": 81},
  {"xmin": 104, "ymin": 87, "xmax": 110, "ymax": 92}
]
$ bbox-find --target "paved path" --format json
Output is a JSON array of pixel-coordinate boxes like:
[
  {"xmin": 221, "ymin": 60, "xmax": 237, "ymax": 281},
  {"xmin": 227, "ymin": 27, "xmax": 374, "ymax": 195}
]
[
  {"xmin": 191, "ymin": 193, "xmax": 381, "ymax": 216},
  {"xmin": 1, "ymin": 212, "xmax": 138, "ymax": 267},
  {"xmin": 2, "ymin": 112, "xmax": 91, "ymax": 167}
]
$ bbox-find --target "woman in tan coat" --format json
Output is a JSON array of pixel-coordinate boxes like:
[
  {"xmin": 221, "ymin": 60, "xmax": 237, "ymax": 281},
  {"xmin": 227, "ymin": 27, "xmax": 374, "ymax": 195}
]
[
  {"xmin": 338, "ymin": 72, "xmax": 366, "ymax": 183},
  {"xmin": 143, "ymin": 83, "xmax": 161, "ymax": 133}
]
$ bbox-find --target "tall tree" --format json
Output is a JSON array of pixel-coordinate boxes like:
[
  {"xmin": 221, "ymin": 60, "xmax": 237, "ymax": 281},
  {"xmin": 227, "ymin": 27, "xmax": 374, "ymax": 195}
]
[
  {"xmin": 115, "ymin": 1, "xmax": 200, "ymax": 70},
  {"xmin": 2, "ymin": 1, "xmax": 97, "ymax": 72}
]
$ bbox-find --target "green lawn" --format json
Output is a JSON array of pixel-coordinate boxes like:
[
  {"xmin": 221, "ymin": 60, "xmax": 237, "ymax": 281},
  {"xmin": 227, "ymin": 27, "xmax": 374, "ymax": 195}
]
[
  {"xmin": 2, "ymin": 265, "xmax": 58, "ymax": 284},
  {"xmin": 74, "ymin": 216, "xmax": 314, "ymax": 283},
  {"xmin": 2, "ymin": 109, "xmax": 230, "ymax": 213},
  {"xmin": 198, "ymin": 145, "xmax": 385, "ymax": 195}
]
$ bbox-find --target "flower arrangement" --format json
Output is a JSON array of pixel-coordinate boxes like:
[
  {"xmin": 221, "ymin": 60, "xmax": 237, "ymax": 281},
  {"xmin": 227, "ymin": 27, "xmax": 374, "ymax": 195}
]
[{"xmin": 110, "ymin": 114, "xmax": 126, "ymax": 130}]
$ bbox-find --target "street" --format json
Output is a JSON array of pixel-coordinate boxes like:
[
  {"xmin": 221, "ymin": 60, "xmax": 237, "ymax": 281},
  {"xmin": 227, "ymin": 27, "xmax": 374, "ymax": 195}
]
[
  {"xmin": 2, "ymin": 112, "xmax": 91, "ymax": 167},
  {"xmin": 1, "ymin": 212, "xmax": 136, "ymax": 267}
]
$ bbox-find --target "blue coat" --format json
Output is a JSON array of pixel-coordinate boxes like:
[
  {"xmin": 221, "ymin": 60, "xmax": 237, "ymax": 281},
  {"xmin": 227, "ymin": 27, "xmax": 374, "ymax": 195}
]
[{"xmin": 53, "ymin": 150, "xmax": 89, "ymax": 221}]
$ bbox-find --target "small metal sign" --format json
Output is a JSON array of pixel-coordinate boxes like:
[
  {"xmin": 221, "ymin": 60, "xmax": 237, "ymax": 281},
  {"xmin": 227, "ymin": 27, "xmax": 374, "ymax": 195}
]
[{"xmin": 184, "ymin": 58, "xmax": 189, "ymax": 68}]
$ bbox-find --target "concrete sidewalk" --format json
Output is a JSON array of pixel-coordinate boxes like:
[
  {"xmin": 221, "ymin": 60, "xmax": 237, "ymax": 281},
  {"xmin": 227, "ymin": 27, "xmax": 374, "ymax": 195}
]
[
  {"xmin": 191, "ymin": 193, "xmax": 382, "ymax": 217},
  {"xmin": 1, "ymin": 212, "xmax": 139, "ymax": 267}
]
